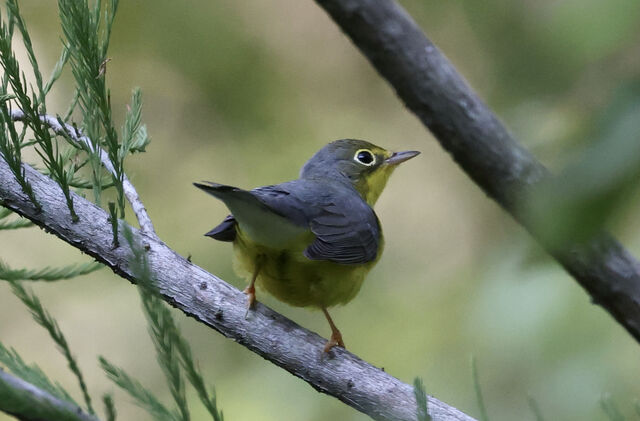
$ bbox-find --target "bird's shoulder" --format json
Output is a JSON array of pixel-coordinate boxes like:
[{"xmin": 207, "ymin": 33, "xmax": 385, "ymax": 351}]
[
  {"xmin": 252, "ymin": 179, "xmax": 381, "ymax": 264},
  {"xmin": 251, "ymin": 179, "xmax": 373, "ymax": 221}
]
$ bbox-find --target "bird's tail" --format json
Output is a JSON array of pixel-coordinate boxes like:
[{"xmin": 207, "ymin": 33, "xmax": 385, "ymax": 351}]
[
  {"xmin": 194, "ymin": 181, "xmax": 268, "ymax": 214},
  {"xmin": 193, "ymin": 181, "xmax": 240, "ymax": 199},
  {"xmin": 194, "ymin": 181, "xmax": 307, "ymax": 247}
]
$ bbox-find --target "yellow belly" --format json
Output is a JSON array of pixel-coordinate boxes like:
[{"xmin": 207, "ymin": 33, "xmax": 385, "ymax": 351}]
[{"xmin": 232, "ymin": 227, "xmax": 382, "ymax": 308}]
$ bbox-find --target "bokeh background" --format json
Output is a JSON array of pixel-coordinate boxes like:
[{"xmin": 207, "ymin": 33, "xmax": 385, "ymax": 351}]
[{"xmin": 2, "ymin": 1, "xmax": 640, "ymax": 420}]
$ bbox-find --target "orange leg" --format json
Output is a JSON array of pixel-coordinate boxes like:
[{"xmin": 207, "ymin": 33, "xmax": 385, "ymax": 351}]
[
  {"xmin": 321, "ymin": 307, "xmax": 345, "ymax": 353},
  {"xmin": 243, "ymin": 260, "xmax": 261, "ymax": 312}
]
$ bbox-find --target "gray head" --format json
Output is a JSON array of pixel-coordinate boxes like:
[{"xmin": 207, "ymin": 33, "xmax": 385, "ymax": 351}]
[{"xmin": 299, "ymin": 139, "xmax": 419, "ymax": 205}]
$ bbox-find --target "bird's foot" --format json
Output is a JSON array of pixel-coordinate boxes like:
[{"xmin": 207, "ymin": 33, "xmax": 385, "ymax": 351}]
[
  {"xmin": 243, "ymin": 285, "xmax": 256, "ymax": 308},
  {"xmin": 323, "ymin": 330, "xmax": 346, "ymax": 353},
  {"xmin": 243, "ymin": 285, "xmax": 256, "ymax": 318}
]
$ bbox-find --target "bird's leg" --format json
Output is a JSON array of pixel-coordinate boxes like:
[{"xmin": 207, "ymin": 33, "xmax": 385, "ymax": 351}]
[
  {"xmin": 321, "ymin": 307, "xmax": 345, "ymax": 353},
  {"xmin": 243, "ymin": 258, "xmax": 262, "ymax": 312}
]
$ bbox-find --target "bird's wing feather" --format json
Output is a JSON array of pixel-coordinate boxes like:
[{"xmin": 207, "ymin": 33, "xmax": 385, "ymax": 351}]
[
  {"xmin": 195, "ymin": 181, "xmax": 380, "ymax": 264},
  {"xmin": 252, "ymin": 181, "xmax": 381, "ymax": 264},
  {"xmin": 303, "ymin": 196, "xmax": 380, "ymax": 264},
  {"xmin": 194, "ymin": 182, "xmax": 308, "ymax": 247}
]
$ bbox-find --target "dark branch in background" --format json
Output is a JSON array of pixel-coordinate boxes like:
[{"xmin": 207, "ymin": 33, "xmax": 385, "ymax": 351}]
[
  {"xmin": 314, "ymin": 0, "xmax": 640, "ymax": 343},
  {"xmin": 0, "ymin": 159, "xmax": 475, "ymax": 421},
  {"xmin": 0, "ymin": 369, "xmax": 100, "ymax": 421}
]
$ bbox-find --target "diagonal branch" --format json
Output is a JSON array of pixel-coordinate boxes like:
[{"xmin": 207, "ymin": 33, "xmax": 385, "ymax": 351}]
[
  {"xmin": 0, "ymin": 157, "xmax": 475, "ymax": 421},
  {"xmin": 314, "ymin": 0, "xmax": 640, "ymax": 344},
  {"xmin": 10, "ymin": 110, "xmax": 157, "ymax": 238},
  {"xmin": 0, "ymin": 369, "xmax": 100, "ymax": 421}
]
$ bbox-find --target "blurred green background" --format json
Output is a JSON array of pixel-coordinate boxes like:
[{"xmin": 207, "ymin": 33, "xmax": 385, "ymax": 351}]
[{"xmin": 2, "ymin": 1, "xmax": 640, "ymax": 420}]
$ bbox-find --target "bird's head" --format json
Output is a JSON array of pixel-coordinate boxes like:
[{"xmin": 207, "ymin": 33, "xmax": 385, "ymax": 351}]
[{"xmin": 300, "ymin": 139, "xmax": 420, "ymax": 205}]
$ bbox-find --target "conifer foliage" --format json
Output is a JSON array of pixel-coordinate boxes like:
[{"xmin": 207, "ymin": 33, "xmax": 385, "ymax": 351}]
[{"xmin": 0, "ymin": 1, "xmax": 220, "ymax": 420}]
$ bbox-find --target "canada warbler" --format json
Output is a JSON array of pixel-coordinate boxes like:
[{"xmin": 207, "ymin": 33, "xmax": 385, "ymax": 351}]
[{"xmin": 194, "ymin": 139, "xmax": 419, "ymax": 352}]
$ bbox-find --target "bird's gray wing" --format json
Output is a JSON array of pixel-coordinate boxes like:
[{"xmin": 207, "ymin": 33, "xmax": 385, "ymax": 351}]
[
  {"xmin": 252, "ymin": 182, "xmax": 381, "ymax": 265},
  {"xmin": 195, "ymin": 180, "xmax": 380, "ymax": 263},
  {"xmin": 194, "ymin": 181, "xmax": 308, "ymax": 247},
  {"xmin": 250, "ymin": 184, "xmax": 309, "ymax": 226},
  {"xmin": 303, "ymin": 196, "xmax": 380, "ymax": 264}
]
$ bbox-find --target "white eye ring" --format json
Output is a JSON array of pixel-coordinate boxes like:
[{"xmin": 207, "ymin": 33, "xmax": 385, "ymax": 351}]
[{"xmin": 354, "ymin": 149, "xmax": 376, "ymax": 166}]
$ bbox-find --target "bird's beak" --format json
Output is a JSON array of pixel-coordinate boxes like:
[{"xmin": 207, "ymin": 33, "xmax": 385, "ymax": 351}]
[{"xmin": 384, "ymin": 150, "xmax": 420, "ymax": 165}]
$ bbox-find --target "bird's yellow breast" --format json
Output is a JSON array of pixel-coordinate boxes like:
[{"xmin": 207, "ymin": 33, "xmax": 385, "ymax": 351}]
[
  {"xmin": 232, "ymin": 226, "xmax": 383, "ymax": 309},
  {"xmin": 355, "ymin": 159, "xmax": 397, "ymax": 206}
]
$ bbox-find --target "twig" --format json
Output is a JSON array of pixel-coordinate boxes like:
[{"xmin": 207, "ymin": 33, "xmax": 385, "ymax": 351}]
[
  {"xmin": 10, "ymin": 109, "xmax": 156, "ymax": 237},
  {"xmin": 0, "ymin": 369, "xmax": 100, "ymax": 421},
  {"xmin": 314, "ymin": 0, "xmax": 640, "ymax": 345},
  {"xmin": 0, "ymin": 157, "xmax": 475, "ymax": 421},
  {"xmin": 8, "ymin": 280, "xmax": 95, "ymax": 414},
  {"xmin": 471, "ymin": 357, "xmax": 489, "ymax": 421}
]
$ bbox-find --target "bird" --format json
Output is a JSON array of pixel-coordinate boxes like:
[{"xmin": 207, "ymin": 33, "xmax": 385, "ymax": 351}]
[{"xmin": 194, "ymin": 139, "xmax": 419, "ymax": 353}]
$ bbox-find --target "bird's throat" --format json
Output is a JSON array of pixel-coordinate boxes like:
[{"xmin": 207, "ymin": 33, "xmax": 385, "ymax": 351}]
[{"xmin": 355, "ymin": 165, "xmax": 395, "ymax": 206}]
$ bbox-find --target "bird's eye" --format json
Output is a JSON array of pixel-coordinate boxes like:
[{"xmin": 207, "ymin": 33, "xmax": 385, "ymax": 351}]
[{"xmin": 354, "ymin": 149, "xmax": 375, "ymax": 166}]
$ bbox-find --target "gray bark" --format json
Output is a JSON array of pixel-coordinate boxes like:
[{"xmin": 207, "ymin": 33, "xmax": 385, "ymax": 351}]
[
  {"xmin": 0, "ymin": 158, "xmax": 475, "ymax": 421},
  {"xmin": 315, "ymin": 0, "xmax": 640, "ymax": 343}
]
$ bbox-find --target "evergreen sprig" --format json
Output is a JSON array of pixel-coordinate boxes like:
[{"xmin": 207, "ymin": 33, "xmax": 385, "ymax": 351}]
[
  {"xmin": 67, "ymin": 173, "xmax": 114, "ymax": 189},
  {"xmin": 58, "ymin": 0, "xmax": 123, "ymax": 211},
  {"xmin": 121, "ymin": 227, "xmax": 223, "ymax": 421},
  {"xmin": 0, "ymin": 340, "xmax": 75, "ymax": 404},
  {"xmin": 413, "ymin": 377, "xmax": 432, "ymax": 421},
  {"xmin": 8, "ymin": 281, "xmax": 95, "ymax": 414},
  {"xmin": 0, "ymin": 8, "xmax": 78, "ymax": 220},
  {"xmin": 0, "ymin": 206, "xmax": 12, "ymax": 219},
  {"xmin": 0, "ymin": 90, "xmax": 39, "ymax": 211},
  {"xmin": 37, "ymin": 162, "xmax": 115, "ymax": 189},
  {"xmin": 0, "ymin": 216, "xmax": 33, "ymax": 230},
  {"xmin": 0, "ymin": 1, "xmax": 208, "ymax": 420},
  {"xmin": 6, "ymin": 0, "xmax": 45, "ymax": 109},
  {"xmin": 0, "ymin": 199, "xmax": 32, "ymax": 232},
  {"xmin": 64, "ymin": 88, "xmax": 80, "ymax": 122},
  {"xmin": 175, "ymin": 336, "xmax": 224, "ymax": 421},
  {"xmin": 141, "ymin": 290, "xmax": 190, "ymax": 421},
  {"xmin": 121, "ymin": 88, "xmax": 150, "ymax": 156},
  {"xmin": 108, "ymin": 201, "xmax": 119, "ymax": 247},
  {"xmin": 102, "ymin": 393, "xmax": 117, "ymax": 421},
  {"xmin": 44, "ymin": 46, "xmax": 70, "ymax": 96},
  {"xmin": 126, "ymin": 228, "xmax": 189, "ymax": 421},
  {"xmin": 471, "ymin": 356, "xmax": 490, "ymax": 421},
  {"xmin": 99, "ymin": 357, "xmax": 176, "ymax": 421},
  {"xmin": 0, "ymin": 260, "xmax": 103, "ymax": 282}
]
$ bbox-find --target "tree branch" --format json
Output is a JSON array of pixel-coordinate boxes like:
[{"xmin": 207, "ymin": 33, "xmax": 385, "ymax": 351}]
[
  {"xmin": 314, "ymin": 0, "xmax": 640, "ymax": 343},
  {"xmin": 10, "ymin": 110, "xmax": 157, "ymax": 238},
  {"xmin": 0, "ymin": 157, "xmax": 475, "ymax": 421},
  {"xmin": 0, "ymin": 369, "xmax": 100, "ymax": 421}
]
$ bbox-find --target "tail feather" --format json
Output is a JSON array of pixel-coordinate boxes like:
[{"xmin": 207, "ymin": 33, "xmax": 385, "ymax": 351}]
[
  {"xmin": 194, "ymin": 181, "xmax": 265, "ymax": 212},
  {"xmin": 193, "ymin": 181, "xmax": 238, "ymax": 198},
  {"xmin": 194, "ymin": 180, "xmax": 307, "ymax": 247},
  {"xmin": 204, "ymin": 214, "xmax": 236, "ymax": 242},
  {"xmin": 194, "ymin": 182, "xmax": 240, "ymax": 242}
]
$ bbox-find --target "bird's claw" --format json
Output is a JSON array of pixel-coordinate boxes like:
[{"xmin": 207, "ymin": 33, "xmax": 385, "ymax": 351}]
[
  {"xmin": 243, "ymin": 285, "xmax": 256, "ymax": 318},
  {"xmin": 323, "ymin": 330, "xmax": 346, "ymax": 354}
]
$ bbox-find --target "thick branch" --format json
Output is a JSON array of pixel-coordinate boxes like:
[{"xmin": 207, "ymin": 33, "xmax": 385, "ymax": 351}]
[
  {"xmin": 315, "ymin": 0, "xmax": 640, "ymax": 343},
  {"xmin": 0, "ymin": 369, "xmax": 100, "ymax": 421},
  {"xmin": 10, "ymin": 110, "xmax": 157, "ymax": 237},
  {"xmin": 0, "ymin": 158, "xmax": 475, "ymax": 421}
]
